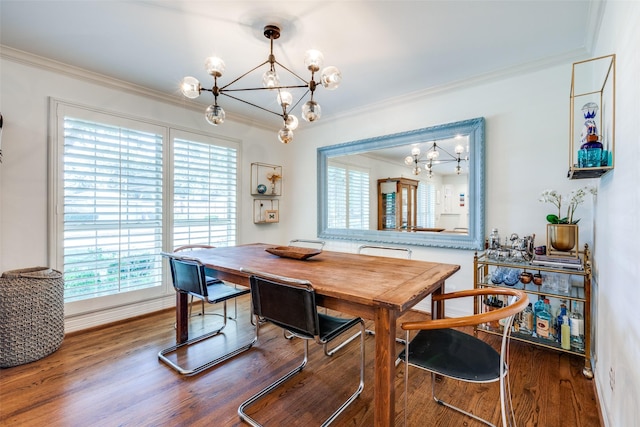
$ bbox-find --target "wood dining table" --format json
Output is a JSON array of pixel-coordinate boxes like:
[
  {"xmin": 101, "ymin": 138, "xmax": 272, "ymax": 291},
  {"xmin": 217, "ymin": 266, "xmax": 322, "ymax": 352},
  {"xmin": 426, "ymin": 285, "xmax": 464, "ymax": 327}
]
[{"xmin": 168, "ymin": 243, "xmax": 460, "ymax": 427}]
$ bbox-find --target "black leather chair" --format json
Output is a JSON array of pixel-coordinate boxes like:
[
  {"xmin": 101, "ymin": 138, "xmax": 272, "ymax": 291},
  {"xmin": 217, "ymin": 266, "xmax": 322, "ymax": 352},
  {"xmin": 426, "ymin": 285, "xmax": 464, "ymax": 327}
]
[
  {"xmin": 158, "ymin": 252, "xmax": 255, "ymax": 375},
  {"xmin": 238, "ymin": 268, "xmax": 365, "ymax": 427},
  {"xmin": 173, "ymin": 244, "xmax": 239, "ymax": 318},
  {"xmin": 399, "ymin": 288, "xmax": 528, "ymax": 427}
]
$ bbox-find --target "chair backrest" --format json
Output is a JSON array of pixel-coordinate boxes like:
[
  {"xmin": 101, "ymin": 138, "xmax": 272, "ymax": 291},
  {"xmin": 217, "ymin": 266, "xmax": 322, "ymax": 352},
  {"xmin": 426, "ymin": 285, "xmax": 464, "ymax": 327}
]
[
  {"xmin": 173, "ymin": 244, "xmax": 215, "ymax": 252},
  {"xmin": 244, "ymin": 269, "xmax": 319, "ymax": 338},
  {"xmin": 357, "ymin": 244, "xmax": 412, "ymax": 259},
  {"xmin": 288, "ymin": 239, "xmax": 326, "ymax": 250},
  {"xmin": 165, "ymin": 256, "xmax": 208, "ymax": 298}
]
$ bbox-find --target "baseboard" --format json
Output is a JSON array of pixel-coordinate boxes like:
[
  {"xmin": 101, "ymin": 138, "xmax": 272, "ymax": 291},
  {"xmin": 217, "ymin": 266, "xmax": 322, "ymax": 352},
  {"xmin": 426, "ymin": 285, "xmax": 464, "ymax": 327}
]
[{"xmin": 64, "ymin": 295, "xmax": 176, "ymax": 333}]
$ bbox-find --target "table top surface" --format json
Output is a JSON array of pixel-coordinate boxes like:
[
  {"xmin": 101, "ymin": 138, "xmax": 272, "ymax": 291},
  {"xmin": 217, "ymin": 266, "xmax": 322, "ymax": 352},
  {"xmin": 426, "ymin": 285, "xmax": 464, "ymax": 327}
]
[{"xmin": 172, "ymin": 243, "xmax": 460, "ymax": 313}]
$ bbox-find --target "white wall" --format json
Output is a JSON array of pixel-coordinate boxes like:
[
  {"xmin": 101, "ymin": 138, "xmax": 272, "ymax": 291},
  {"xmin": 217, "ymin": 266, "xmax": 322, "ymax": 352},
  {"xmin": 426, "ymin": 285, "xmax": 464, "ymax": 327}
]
[{"xmin": 589, "ymin": 2, "xmax": 640, "ymax": 426}]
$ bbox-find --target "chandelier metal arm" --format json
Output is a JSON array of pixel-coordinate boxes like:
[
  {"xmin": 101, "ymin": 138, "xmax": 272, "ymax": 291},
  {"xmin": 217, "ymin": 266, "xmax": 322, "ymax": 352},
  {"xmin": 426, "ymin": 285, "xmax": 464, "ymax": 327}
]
[
  {"xmin": 219, "ymin": 92, "xmax": 286, "ymax": 119},
  {"xmin": 287, "ymin": 88, "xmax": 311, "ymax": 111},
  {"xmin": 273, "ymin": 59, "xmax": 313, "ymax": 87},
  {"xmin": 218, "ymin": 59, "xmax": 271, "ymax": 91},
  {"xmin": 221, "ymin": 84, "xmax": 309, "ymax": 93}
]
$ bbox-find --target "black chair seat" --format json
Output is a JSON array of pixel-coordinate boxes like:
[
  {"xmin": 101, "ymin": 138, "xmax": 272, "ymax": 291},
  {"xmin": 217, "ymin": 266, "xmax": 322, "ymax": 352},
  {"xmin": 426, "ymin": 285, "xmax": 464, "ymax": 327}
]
[
  {"xmin": 318, "ymin": 313, "xmax": 363, "ymax": 343},
  {"xmin": 205, "ymin": 281, "xmax": 250, "ymax": 304},
  {"xmin": 400, "ymin": 328, "xmax": 501, "ymax": 383}
]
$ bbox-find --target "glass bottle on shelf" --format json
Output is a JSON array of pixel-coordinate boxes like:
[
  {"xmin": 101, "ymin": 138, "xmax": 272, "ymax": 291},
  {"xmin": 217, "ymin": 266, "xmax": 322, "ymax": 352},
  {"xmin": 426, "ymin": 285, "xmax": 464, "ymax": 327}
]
[
  {"xmin": 489, "ymin": 228, "xmax": 500, "ymax": 250},
  {"xmin": 578, "ymin": 102, "xmax": 603, "ymax": 168},
  {"xmin": 536, "ymin": 299, "xmax": 552, "ymax": 340},
  {"xmin": 561, "ymin": 315, "xmax": 571, "ymax": 350},
  {"xmin": 570, "ymin": 301, "xmax": 585, "ymax": 352},
  {"xmin": 554, "ymin": 301, "xmax": 568, "ymax": 342},
  {"xmin": 519, "ymin": 303, "xmax": 534, "ymax": 336}
]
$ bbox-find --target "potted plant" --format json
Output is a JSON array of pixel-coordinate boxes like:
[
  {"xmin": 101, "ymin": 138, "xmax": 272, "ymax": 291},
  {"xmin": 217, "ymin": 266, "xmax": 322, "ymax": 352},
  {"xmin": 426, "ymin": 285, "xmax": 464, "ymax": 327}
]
[{"xmin": 539, "ymin": 186, "xmax": 596, "ymax": 256}]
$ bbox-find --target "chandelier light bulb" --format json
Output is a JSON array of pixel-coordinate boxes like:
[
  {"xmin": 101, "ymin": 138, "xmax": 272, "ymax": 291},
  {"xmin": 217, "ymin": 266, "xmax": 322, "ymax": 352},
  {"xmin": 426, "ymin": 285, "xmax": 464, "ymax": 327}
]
[
  {"xmin": 205, "ymin": 104, "xmax": 225, "ymax": 125},
  {"xmin": 455, "ymin": 165, "xmax": 462, "ymax": 175},
  {"xmin": 320, "ymin": 66, "xmax": 342, "ymax": 90},
  {"xmin": 455, "ymin": 144, "xmax": 464, "ymax": 154},
  {"xmin": 302, "ymin": 100, "xmax": 321, "ymax": 122},
  {"xmin": 180, "ymin": 76, "xmax": 201, "ymax": 99},
  {"xmin": 277, "ymin": 91, "xmax": 293, "ymax": 107},
  {"xmin": 412, "ymin": 167, "xmax": 421, "ymax": 176},
  {"xmin": 284, "ymin": 114, "xmax": 299, "ymax": 130},
  {"xmin": 304, "ymin": 50, "xmax": 324, "ymax": 72},
  {"xmin": 262, "ymin": 69, "xmax": 280, "ymax": 89},
  {"xmin": 427, "ymin": 149, "xmax": 440, "ymax": 160},
  {"xmin": 278, "ymin": 127, "xmax": 294, "ymax": 144},
  {"xmin": 411, "ymin": 146, "xmax": 421, "ymax": 157},
  {"xmin": 404, "ymin": 156, "xmax": 414, "ymax": 166},
  {"xmin": 205, "ymin": 57, "xmax": 225, "ymax": 77}
]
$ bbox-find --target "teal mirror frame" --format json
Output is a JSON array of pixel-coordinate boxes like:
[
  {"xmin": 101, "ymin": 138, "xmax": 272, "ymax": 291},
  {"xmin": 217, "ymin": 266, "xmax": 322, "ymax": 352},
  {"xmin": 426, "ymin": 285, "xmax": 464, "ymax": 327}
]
[{"xmin": 317, "ymin": 117, "xmax": 485, "ymax": 250}]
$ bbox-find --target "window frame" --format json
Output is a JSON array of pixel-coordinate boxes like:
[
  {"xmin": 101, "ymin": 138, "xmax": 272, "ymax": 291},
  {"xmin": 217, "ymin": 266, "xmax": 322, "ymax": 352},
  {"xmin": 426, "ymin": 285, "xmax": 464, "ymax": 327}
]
[{"xmin": 49, "ymin": 99, "xmax": 241, "ymax": 316}]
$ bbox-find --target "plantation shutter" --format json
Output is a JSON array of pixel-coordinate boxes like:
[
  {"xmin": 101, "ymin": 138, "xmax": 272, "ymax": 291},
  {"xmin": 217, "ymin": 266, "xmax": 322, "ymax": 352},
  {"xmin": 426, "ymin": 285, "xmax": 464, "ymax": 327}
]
[
  {"xmin": 62, "ymin": 117, "xmax": 163, "ymax": 302},
  {"xmin": 172, "ymin": 138, "xmax": 237, "ymax": 247}
]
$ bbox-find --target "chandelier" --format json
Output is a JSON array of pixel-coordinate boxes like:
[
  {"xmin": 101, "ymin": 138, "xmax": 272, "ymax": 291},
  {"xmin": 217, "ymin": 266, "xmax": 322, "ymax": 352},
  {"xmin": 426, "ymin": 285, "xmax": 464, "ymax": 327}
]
[
  {"xmin": 179, "ymin": 25, "xmax": 341, "ymax": 144},
  {"xmin": 404, "ymin": 142, "xmax": 466, "ymax": 177}
]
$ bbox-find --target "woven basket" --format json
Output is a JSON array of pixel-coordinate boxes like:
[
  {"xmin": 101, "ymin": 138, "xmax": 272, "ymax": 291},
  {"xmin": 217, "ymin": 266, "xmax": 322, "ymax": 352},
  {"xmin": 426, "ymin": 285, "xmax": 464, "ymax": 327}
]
[{"xmin": 0, "ymin": 267, "xmax": 65, "ymax": 368}]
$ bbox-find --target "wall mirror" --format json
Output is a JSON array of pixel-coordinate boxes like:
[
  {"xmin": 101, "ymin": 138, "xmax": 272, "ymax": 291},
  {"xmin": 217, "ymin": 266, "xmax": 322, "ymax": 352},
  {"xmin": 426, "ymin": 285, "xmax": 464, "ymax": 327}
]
[{"xmin": 317, "ymin": 117, "xmax": 485, "ymax": 250}]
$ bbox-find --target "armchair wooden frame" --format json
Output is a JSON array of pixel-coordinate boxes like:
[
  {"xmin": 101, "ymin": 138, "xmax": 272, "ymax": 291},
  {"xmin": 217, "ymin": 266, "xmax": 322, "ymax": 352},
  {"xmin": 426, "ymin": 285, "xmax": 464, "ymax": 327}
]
[{"xmin": 400, "ymin": 288, "xmax": 528, "ymax": 427}]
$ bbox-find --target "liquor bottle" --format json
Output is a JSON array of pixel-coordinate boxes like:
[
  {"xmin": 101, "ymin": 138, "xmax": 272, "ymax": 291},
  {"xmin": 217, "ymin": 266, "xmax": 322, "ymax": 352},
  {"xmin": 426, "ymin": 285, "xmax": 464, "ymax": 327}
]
[
  {"xmin": 536, "ymin": 298, "xmax": 552, "ymax": 340},
  {"xmin": 561, "ymin": 315, "xmax": 571, "ymax": 350},
  {"xmin": 519, "ymin": 303, "xmax": 534, "ymax": 335},
  {"xmin": 489, "ymin": 228, "xmax": 501, "ymax": 250},
  {"xmin": 570, "ymin": 301, "xmax": 585, "ymax": 352},
  {"xmin": 532, "ymin": 296, "xmax": 546, "ymax": 338},
  {"xmin": 554, "ymin": 302, "xmax": 567, "ymax": 342}
]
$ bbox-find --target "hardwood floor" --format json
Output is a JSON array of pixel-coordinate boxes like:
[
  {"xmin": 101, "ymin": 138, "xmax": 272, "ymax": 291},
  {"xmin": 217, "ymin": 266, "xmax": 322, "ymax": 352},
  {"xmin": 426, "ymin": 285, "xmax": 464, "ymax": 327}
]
[{"xmin": 0, "ymin": 295, "xmax": 602, "ymax": 426}]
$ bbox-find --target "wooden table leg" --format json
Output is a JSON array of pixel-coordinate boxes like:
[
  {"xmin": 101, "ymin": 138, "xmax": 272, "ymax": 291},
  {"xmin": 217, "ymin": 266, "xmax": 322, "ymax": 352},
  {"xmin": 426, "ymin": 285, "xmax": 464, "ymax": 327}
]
[
  {"xmin": 431, "ymin": 281, "xmax": 445, "ymax": 320},
  {"xmin": 374, "ymin": 307, "xmax": 397, "ymax": 427},
  {"xmin": 176, "ymin": 292, "xmax": 189, "ymax": 344}
]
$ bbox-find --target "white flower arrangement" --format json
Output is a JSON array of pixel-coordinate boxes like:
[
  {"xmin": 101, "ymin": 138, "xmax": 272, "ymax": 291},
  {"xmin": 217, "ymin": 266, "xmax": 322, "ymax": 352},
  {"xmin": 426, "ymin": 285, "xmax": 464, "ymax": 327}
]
[{"xmin": 539, "ymin": 186, "xmax": 597, "ymax": 224}]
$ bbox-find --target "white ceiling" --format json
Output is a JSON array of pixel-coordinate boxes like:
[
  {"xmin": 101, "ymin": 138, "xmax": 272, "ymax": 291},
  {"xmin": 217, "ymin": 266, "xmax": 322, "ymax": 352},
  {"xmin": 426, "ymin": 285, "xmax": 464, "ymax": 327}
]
[{"xmin": 1, "ymin": 0, "xmax": 602, "ymax": 128}]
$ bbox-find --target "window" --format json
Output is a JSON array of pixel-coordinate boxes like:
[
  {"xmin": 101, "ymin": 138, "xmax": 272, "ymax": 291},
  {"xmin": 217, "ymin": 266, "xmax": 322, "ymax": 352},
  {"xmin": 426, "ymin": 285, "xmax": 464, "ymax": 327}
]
[
  {"xmin": 61, "ymin": 116, "xmax": 164, "ymax": 303},
  {"xmin": 51, "ymin": 101, "xmax": 238, "ymax": 310},
  {"xmin": 417, "ymin": 181, "xmax": 436, "ymax": 228},
  {"xmin": 327, "ymin": 163, "xmax": 369, "ymax": 229},
  {"xmin": 173, "ymin": 137, "xmax": 237, "ymax": 248}
]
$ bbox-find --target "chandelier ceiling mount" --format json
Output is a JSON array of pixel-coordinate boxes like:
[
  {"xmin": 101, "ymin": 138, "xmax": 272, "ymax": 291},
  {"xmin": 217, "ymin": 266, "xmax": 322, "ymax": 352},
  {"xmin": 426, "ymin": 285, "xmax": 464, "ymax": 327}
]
[{"xmin": 180, "ymin": 24, "xmax": 341, "ymax": 144}]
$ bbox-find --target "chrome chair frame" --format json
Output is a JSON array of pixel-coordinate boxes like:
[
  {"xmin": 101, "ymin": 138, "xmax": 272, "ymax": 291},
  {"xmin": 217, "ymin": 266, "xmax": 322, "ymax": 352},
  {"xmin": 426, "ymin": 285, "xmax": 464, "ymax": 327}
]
[
  {"xmin": 288, "ymin": 238, "xmax": 326, "ymax": 250},
  {"xmin": 400, "ymin": 288, "xmax": 528, "ymax": 427},
  {"xmin": 238, "ymin": 268, "xmax": 365, "ymax": 427},
  {"xmin": 158, "ymin": 252, "xmax": 255, "ymax": 375}
]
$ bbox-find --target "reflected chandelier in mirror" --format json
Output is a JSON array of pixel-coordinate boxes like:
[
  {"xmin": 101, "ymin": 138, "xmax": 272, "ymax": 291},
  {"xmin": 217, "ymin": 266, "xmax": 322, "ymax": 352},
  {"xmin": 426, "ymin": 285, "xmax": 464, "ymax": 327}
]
[{"xmin": 317, "ymin": 117, "xmax": 485, "ymax": 250}]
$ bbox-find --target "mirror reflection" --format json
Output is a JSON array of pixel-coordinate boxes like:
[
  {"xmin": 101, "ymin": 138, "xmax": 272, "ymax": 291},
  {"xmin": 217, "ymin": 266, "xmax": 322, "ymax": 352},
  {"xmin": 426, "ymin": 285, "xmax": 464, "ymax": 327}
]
[{"xmin": 318, "ymin": 117, "xmax": 485, "ymax": 250}]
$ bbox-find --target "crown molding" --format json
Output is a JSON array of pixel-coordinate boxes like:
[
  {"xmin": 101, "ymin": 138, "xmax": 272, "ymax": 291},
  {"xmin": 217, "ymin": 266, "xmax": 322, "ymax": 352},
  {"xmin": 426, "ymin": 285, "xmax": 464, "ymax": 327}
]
[{"xmin": 0, "ymin": 45, "xmax": 271, "ymax": 131}]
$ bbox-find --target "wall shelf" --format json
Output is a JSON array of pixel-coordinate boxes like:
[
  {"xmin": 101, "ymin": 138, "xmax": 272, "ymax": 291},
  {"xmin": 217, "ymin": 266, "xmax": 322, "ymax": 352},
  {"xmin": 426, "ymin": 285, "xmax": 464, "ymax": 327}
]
[
  {"xmin": 568, "ymin": 54, "xmax": 615, "ymax": 180},
  {"xmin": 251, "ymin": 162, "xmax": 282, "ymax": 196},
  {"xmin": 253, "ymin": 199, "xmax": 279, "ymax": 224}
]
